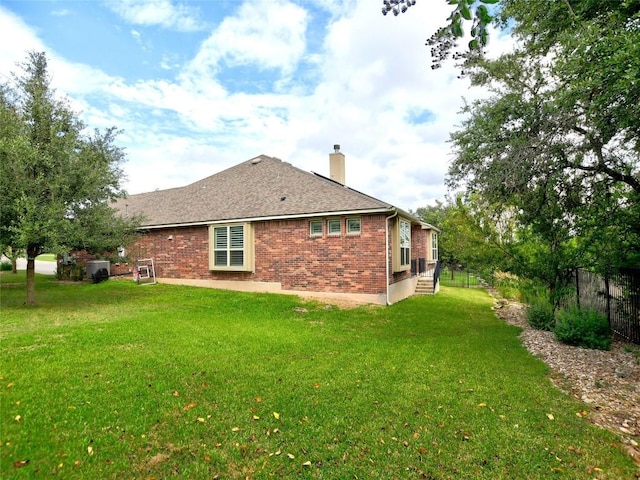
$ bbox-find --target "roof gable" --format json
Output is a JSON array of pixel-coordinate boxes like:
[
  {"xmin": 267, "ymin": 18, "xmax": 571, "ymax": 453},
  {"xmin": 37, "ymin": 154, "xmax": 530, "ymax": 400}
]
[{"xmin": 113, "ymin": 155, "xmax": 394, "ymax": 227}]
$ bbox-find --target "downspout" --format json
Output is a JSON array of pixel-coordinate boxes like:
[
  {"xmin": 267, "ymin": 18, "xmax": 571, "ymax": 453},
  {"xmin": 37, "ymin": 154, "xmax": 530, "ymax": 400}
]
[{"xmin": 385, "ymin": 210, "xmax": 398, "ymax": 306}]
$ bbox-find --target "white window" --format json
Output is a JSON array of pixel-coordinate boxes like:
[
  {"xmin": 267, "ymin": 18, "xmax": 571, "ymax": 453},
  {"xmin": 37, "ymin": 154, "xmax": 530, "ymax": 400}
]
[
  {"xmin": 328, "ymin": 219, "xmax": 342, "ymax": 236},
  {"xmin": 209, "ymin": 224, "xmax": 254, "ymax": 271},
  {"xmin": 310, "ymin": 220, "xmax": 323, "ymax": 236},
  {"xmin": 393, "ymin": 218, "xmax": 412, "ymax": 272},
  {"xmin": 431, "ymin": 232, "xmax": 438, "ymax": 261},
  {"xmin": 346, "ymin": 217, "xmax": 361, "ymax": 234},
  {"xmin": 399, "ymin": 219, "xmax": 411, "ymax": 267}
]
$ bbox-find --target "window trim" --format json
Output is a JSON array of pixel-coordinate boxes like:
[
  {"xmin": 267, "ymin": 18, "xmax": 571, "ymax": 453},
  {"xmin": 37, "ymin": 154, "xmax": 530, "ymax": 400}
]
[
  {"xmin": 327, "ymin": 218, "xmax": 342, "ymax": 236},
  {"xmin": 346, "ymin": 217, "xmax": 361, "ymax": 235},
  {"xmin": 392, "ymin": 217, "xmax": 411, "ymax": 273},
  {"xmin": 310, "ymin": 220, "xmax": 323, "ymax": 237},
  {"xmin": 209, "ymin": 223, "xmax": 254, "ymax": 272},
  {"xmin": 431, "ymin": 232, "xmax": 438, "ymax": 261}
]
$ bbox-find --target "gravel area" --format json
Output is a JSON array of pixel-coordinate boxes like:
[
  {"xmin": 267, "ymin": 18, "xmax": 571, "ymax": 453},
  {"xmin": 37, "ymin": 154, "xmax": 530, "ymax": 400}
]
[{"xmin": 491, "ymin": 297, "xmax": 640, "ymax": 466}]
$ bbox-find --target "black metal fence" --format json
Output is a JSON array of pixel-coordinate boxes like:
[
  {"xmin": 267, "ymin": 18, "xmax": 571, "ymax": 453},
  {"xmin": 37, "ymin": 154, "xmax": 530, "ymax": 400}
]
[
  {"xmin": 566, "ymin": 268, "xmax": 640, "ymax": 344},
  {"xmin": 438, "ymin": 267, "xmax": 486, "ymax": 288}
]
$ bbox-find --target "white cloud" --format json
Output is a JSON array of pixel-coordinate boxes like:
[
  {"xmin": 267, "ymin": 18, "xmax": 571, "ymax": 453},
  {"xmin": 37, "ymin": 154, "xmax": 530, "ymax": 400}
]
[
  {"xmin": 106, "ymin": 0, "xmax": 204, "ymax": 32},
  {"xmin": 0, "ymin": 7, "xmax": 45, "ymax": 79},
  {"xmin": 0, "ymin": 1, "xmax": 516, "ymax": 210},
  {"xmin": 183, "ymin": 0, "xmax": 308, "ymax": 80}
]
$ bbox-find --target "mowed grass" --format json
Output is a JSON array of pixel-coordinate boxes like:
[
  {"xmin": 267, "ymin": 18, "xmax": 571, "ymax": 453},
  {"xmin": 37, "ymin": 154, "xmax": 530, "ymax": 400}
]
[{"xmin": 0, "ymin": 274, "xmax": 637, "ymax": 479}]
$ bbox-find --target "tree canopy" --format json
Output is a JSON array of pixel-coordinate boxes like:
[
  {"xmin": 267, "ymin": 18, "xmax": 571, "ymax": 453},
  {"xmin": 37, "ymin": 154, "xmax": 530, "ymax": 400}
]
[
  {"xmin": 382, "ymin": 0, "xmax": 500, "ymax": 68},
  {"xmin": 0, "ymin": 51, "xmax": 139, "ymax": 304},
  {"xmin": 445, "ymin": 1, "xmax": 640, "ymax": 299}
]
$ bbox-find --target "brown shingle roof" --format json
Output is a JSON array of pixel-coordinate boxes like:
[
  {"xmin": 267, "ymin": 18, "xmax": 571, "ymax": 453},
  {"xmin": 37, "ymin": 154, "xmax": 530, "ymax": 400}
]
[{"xmin": 113, "ymin": 155, "xmax": 394, "ymax": 227}]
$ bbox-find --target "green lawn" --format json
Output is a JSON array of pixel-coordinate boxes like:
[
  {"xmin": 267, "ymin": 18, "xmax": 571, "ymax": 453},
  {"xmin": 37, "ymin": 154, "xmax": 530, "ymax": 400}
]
[
  {"xmin": 0, "ymin": 274, "xmax": 637, "ymax": 479},
  {"xmin": 34, "ymin": 254, "xmax": 56, "ymax": 262}
]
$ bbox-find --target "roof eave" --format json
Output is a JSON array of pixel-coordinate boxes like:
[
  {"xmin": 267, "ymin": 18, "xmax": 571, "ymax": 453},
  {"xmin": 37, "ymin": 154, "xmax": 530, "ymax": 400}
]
[{"xmin": 136, "ymin": 207, "xmax": 396, "ymax": 230}]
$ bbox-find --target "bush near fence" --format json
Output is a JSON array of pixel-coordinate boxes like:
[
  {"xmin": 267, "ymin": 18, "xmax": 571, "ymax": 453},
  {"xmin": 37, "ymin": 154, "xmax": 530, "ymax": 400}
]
[{"xmin": 563, "ymin": 268, "xmax": 640, "ymax": 345}]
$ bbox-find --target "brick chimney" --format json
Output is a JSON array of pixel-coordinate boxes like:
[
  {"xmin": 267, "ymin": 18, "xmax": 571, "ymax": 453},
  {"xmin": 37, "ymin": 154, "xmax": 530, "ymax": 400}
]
[{"xmin": 329, "ymin": 144, "xmax": 345, "ymax": 185}]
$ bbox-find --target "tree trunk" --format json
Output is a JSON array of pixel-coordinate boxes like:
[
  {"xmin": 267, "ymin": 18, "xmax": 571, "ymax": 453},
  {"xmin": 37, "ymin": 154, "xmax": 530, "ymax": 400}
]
[
  {"xmin": 12, "ymin": 258, "xmax": 17, "ymax": 274},
  {"xmin": 25, "ymin": 246, "xmax": 39, "ymax": 305}
]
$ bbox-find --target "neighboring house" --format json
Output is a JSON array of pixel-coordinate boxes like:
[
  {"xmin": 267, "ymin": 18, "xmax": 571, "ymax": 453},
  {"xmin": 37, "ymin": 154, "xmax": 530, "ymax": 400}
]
[{"xmin": 108, "ymin": 146, "xmax": 440, "ymax": 305}]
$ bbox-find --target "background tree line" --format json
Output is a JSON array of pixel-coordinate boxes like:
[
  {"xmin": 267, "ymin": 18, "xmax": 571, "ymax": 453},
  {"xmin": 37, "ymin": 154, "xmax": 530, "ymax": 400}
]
[{"xmin": 409, "ymin": 0, "xmax": 640, "ymax": 305}]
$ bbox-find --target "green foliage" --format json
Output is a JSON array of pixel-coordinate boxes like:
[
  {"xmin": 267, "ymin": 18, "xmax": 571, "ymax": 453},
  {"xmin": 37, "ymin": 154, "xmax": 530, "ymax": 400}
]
[
  {"xmin": 493, "ymin": 271, "xmax": 521, "ymax": 301},
  {"xmin": 447, "ymin": 1, "xmax": 640, "ymax": 299},
  {"xmin": 55, "ymin": 262, "xmax": 85, "ymax": 281},
  {"xmin": 383, "ymin": 0, "xmax": 499, "ymax": 68},
  {"xmin": 526, "ymin": 301, "xmax": 555, "ymax": 331},
  {"xmin": 554, "ymin": 307, "xmax": 612, "ymax": 351},
  {"xmin": 415, "ymin": 194, "xmax": 511, "ymax": 275},
  {"xmin": 0, "ymin": 51, "xmax": 140, "ymax": 304},
  {"xmin": 0, "ymin": 261, "xmax": 12, "ymax": 271}
]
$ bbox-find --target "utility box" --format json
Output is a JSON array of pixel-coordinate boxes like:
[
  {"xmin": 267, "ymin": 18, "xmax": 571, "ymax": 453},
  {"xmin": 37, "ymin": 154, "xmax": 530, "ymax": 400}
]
[{"xmin": 86, "ymin": 260, "xmax": 110, "ymax": 283}]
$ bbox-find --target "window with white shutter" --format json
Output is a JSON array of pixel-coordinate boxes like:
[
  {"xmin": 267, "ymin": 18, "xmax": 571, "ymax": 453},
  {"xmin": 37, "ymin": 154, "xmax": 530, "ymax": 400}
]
[{"xmin": 209, "ymin": 223, "xmax": 254, "ymax": 271}]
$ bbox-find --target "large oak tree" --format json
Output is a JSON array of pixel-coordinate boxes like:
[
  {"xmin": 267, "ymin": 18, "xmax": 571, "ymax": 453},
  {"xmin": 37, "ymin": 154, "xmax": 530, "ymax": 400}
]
[{"xmin": 446, "ymin": 1, "xmax": 640, "ymax": 299}]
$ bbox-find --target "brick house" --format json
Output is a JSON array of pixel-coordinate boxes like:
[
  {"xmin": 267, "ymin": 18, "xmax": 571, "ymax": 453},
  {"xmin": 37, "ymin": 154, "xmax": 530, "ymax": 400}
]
[{"xmin": 109, "ymin": 147, "xmax": 440, "ymax": 305}]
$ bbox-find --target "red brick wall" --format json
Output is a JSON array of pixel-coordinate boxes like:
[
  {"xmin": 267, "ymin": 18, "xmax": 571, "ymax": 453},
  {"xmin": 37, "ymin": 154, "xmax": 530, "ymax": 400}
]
[
  {"xmin": 126, "ymin": 215, "xmax": 391, "ymax": 294},
  {"xmin": 72, "ymin": 215, "xmax": 433, "ymax": 294},
  {"xmin": 254, "ymin": 215, "xmax": 388, "ymax": 293},
  {"xmin": 412, "ymin": 225, "xmax": 428, "ymax": 260}
]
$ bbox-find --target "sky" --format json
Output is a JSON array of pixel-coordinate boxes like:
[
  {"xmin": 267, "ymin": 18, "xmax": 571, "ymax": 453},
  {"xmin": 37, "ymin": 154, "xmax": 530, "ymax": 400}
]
[{"xmin": 0, "ymin": 0, "xmax": 513, "ymax": 212}]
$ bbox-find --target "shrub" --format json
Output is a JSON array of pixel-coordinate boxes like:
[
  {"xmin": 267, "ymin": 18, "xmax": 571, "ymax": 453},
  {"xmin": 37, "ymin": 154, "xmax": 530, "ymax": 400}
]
[
  {"xmin": 56, "ymin": 263, "xmax": 85, "ymax": 281},
  {"xmin": 0, "ymin": 261, "xmax": 12, "ymax": 271},
  {"xmin": 494, "ymin": 271, "xmax": 521, "ymax": 301},
  {"xmin": 554, "ymin": 307, "xmax": 611, "ymax": 350},
  {"xmin": 526, "ymin": 301, "xmax": 555, "ymax": 331}
]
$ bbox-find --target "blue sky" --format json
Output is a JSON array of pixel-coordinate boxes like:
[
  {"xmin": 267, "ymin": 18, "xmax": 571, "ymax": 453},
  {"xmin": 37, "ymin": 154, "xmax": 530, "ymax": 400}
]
[{"xmin": 0, "ymin": 0, "xmax": 511, "ymax": 211}]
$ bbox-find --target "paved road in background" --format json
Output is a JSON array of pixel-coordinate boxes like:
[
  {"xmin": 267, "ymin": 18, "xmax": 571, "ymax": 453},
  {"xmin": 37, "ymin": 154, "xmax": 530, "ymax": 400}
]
[{"xmin": 14, "ymin": 258, "xmax": 57, "ymax": 275}]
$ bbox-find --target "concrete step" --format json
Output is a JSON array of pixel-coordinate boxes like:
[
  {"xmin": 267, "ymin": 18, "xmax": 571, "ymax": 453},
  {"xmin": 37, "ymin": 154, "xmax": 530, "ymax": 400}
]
[{"xmin": 415, "ymin": 277, "xmax": 434, "ymax": 295}]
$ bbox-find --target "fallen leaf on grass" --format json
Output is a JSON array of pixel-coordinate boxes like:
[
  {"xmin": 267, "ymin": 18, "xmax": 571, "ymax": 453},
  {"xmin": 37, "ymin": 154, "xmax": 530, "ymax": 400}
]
[
  {"xmin": 546, "ymin": 413, "xmax": 555, "ymax": 420},
  {"xmin": 477, "ymin": 403, "xmax": 487, "ymax": 408},
  {"xmin": 87, "ymin": 446, "xmax": 94, "ymax": 456},
  {"xmin": 273, "ymin": 412, "xmax": 280, "ymax": 420},
  {"xmin": 14, "ymin": 415, "xmax": 21, "ymax": 422},
  {"xmin": 231, "ymin": 427, "xmax": 240, "ymax": 432},
  {"xmin": 13, "ymin": 460, "xmax": 29, "ymax": 468},
  {"xmin": 183, "ymin": 402, "xmax": 196, "ymax": 411},
  {"xmin": 302, "ymin": 460, "xmax": 312, "ymax": 467},
  {"xmin": 287, "ymin": 453, "xmax": 295, "ymax": 459},
  {"xmin": 146, "ymin": 453, "xmax": 169, "ymax": 467},
  {"xmin": 172, "ymin": 391, "xmax": 179, "ymax": 397},
  {"xmin": 197, "ymin": 417, "xmax": 206, "ymax": 423}
]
